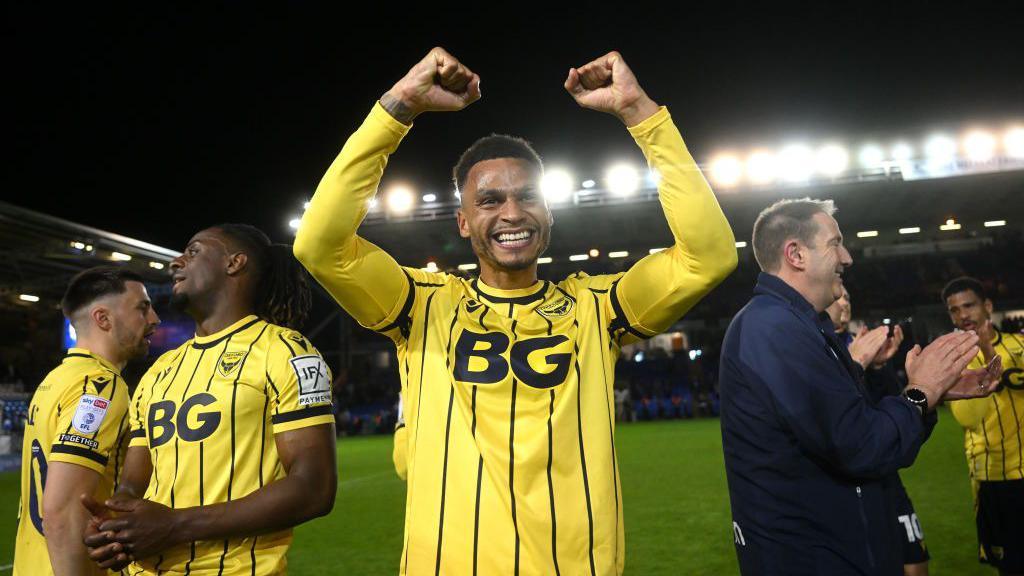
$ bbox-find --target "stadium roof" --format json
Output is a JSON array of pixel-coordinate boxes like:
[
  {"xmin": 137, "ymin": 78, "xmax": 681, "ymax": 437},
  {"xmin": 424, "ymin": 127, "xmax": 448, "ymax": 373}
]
[{"xmin": 0, "ymin": 201, "xmax": 179, "ymax": 310}]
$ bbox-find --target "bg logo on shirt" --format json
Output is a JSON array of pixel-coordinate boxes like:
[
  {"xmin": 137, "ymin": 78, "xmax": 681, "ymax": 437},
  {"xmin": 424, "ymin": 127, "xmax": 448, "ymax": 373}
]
[
  {"xmin": 72, "ymin": 395, "xmax": 109, "ymax": 433},
  {"xmin": 453, "ymin": 331, "xmax": 573, "ymax": 389}
]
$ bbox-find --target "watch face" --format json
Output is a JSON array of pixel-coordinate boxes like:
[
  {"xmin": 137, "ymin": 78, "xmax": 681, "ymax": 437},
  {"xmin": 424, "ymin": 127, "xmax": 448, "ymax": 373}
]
[{"xmin": 905, "ymin": 388, "xmax": 928, "ymax": 405}]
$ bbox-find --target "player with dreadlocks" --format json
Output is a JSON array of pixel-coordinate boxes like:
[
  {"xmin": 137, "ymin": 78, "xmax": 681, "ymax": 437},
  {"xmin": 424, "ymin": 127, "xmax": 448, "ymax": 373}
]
[{"xmin": 83, "ymin": 223, "xmax": 337, "ymax": 575}]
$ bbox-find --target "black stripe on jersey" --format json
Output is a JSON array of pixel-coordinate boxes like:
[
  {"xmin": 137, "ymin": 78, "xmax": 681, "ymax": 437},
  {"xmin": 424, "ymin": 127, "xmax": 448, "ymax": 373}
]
[
  {"xmin": 546, "ymin": 389, "xmax": 561, "ymax": 576},
  {"xmin": 509, "ymin": 311, "xmax": 521, "ymax": 575},
  {"xmin": 445, "ymin": 297, "xmax": 465, "ymax": 368},
  {"xmin": 992, "ymin": 395, "xmax": 1008, "ymax": 480},
  {"xmin": 592, "ymin": 293, "xmax": 621, "ymax": 567},
  {"xmin": 1003, "ymin": 388, "xmax": 1024, "ymax": 478},
  {"xmin": 153, "ymin": 348, "xmax": 190, "ymax": 499},
  {"xmin": 471, "ymin": 385, "xmax": 483, "ymax": 576},
  {"xmin": 192, "ymin": 317, "xmax": 261, "ymax": 349},
  {"xmin": 607, "ymin": 281, "xmax": 652, "ymax": 343},
  {"xmin": 128, "ymin": 428, "xmax": 145, "ymax": 439},
  {"xmin": 472, "ymin": 278, "xmax": 549, "ymax": 305},
  {"xmin": 51, "ymin": 444, "xmax": 107, "ymax": 466},
  {"xmin": 184, "ymin": 540, "xmax": 197, "ymax": 575},
  {"xmin": 573, "ymin": 320, "xmax": 598, "ymax": 576},
  {"xmin": 378, "ymin": 271, "xmax": 416, "ymax": 339},
  {"xmin": 271, "ymin": 405, "xmax": 333, "ymax": 424},
  {"xmin": 434, "ymin": 386, "xmax": 456, "ymax": 576},
  {"xmin": 201, "ymin": 338, "xmax": 234, "ymax": 509},
  {"xmin": 406, "ymin": 290, "xmax": 437, "ymax": 571},
  {"xmin": 981, "ymin": 415, "xmax": 992, "ymax": 481},
  {"xmin": 278, "ymin": 333, "xmax": 298, "ymax": 357},
  {"xmin": 478, "ymin": 306, "xmax": 490, "ymax": 330},
  {"xmin": 219, "ymin": 324, "xmax": 269, "ymax": 572},
  {"xmin": 170, "ymin": 349, "xmax": 207, "ymax": 509},
  {"xmin": 113, "ymin": 398, "xmax": 129, "ymax": 487}
]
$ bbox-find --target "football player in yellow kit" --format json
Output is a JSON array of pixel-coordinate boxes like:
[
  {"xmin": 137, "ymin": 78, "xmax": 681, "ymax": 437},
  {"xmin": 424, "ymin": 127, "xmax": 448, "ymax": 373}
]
[
  {"xmin": 14, "ymin": 266, "xmax": 159, "ymax": 576},
  {"xmin": 294, "ymin": 48, "xmax": 737, "ymax": 575},
  {"xmin": 84, "ymin": 224, "xmax": 336, "ymax": 575}
]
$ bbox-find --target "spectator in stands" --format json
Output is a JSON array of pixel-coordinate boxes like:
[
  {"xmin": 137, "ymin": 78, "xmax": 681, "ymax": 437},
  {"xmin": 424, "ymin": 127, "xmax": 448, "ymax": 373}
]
[
  {"xmin": 943, "ymin": 276, "xmax": 1024, "ymax": 575},
  {"xmin": 720, "ymin": 198, "xmax": 1000, "ymax": 575}
]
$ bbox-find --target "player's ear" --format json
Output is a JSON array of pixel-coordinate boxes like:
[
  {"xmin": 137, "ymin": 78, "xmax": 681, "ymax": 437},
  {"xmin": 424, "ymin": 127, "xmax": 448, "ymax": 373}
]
[
  {"xmin": 226, "ymin": 252, "xmax": 248, "ymax": 276},
  {"xmin": 90, "ymin": 304, "xmax": 113, "ymax": 332},
  {"xmin": 783, "ymin": 239, "xmax": 805, "ymax": 271},
  {"xmin": 456, "ymin": 208, "xmax": 470, "ymax": 239}
]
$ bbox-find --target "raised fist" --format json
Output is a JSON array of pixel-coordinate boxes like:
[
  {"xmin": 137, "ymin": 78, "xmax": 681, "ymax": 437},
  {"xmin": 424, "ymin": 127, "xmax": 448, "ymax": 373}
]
[
  {"xmin": 564, "ymin": 51, "xmax": 659, "ymax": 126},
  {"xmin": 381, "ymin": 47, "xmax": 481, "ymax": 124}
]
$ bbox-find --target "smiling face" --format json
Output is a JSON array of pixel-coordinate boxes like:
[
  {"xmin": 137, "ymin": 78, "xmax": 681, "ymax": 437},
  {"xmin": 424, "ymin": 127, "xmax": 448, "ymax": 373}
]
[
  {"xmin": 803, "ymin": 212, "xmax": 853, "ymax": 311},
  {"xmin": 456, "ymin": 157, "xmax": 553, "ymax": 274},
  {"xmin": 169, "ymin": 228, "xmax": 233, "ymax": 315}
]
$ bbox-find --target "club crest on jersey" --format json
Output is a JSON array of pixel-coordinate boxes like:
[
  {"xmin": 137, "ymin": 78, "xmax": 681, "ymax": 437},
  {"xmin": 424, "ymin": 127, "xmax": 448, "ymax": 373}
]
[
  {"xmin": 538, "ymin": 295, "xmax": 575, "ymax": 318},
  {"xmin": 217, "ymin": 351, "xmax": 246, "ymax": 378},
  {"xmin": 72, "ymin": 394, "xmax": 109, "ymax": 434}
]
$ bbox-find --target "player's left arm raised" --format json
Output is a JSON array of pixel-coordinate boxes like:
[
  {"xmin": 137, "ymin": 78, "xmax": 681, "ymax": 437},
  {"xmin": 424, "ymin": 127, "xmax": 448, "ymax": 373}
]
[{"xmin": 565, "ymin": 52, "xmax": 737, "ymax": 341}]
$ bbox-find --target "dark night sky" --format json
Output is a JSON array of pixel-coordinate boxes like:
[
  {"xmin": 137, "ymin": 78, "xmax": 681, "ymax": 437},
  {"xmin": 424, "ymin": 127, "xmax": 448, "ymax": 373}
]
[{"xmin": 4, "ymin": 6, "xmax": 1022, "ymax": 251}]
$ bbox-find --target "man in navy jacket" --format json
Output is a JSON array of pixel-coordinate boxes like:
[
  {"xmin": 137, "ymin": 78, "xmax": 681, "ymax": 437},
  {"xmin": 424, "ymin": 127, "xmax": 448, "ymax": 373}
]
[{"xmin": 719, "ymin": 198, "xmax": 1001, "ymax": 575}]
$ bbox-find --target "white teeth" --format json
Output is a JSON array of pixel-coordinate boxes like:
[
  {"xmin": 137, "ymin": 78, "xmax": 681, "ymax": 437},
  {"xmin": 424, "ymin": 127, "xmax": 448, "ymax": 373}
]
[{"xmin": 496, "ymin": 231, "xmax": 531, "ymax": 243}]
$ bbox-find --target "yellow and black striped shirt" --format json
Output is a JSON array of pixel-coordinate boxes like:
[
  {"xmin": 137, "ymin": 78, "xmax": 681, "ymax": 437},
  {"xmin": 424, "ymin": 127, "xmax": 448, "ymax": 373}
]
[
  {"xmin": 949, "ymin": 329, "xmax": 1024, "ymax": 482},
  {"xmin": 295, "ymin": 103, "xmax": 736, "ymax": 575},
  {"xmin": 14, "ymin": 348, "xmax": 130, "ymax": 576},
  {"xmin": 125, "ymin": 315, "xmax": 334, "ymax": 575}
]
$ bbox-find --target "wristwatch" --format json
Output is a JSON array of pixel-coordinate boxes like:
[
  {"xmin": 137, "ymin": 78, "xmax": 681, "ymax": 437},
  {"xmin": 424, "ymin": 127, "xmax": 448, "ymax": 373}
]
[{"xmin": 903, "ymin": 388, "xmax": 929, "ymax": 416}]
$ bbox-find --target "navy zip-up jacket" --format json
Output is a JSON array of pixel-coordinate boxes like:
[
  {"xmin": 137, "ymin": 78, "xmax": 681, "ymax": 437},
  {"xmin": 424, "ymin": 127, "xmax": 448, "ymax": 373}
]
[{"xmin": 719, "ymin": 273, "xmax": 936, "ymax": 575}]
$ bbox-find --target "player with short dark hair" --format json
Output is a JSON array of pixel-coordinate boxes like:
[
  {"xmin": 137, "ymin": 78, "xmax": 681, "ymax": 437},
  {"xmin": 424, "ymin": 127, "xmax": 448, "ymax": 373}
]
[
  {"xmin": 295, "ymin": 47, "xmax": 737, "ymax": 575},
  {"xmin": 15, "ymin": 266, "xmax": 159, "ymax": 576},
  {"xmin": 943, "ymin": 276, "xmax": 1024, "ymax": 575},
  {"xmin": 83, "ymin": 224, "xmax": 337, "ymax": 575}
]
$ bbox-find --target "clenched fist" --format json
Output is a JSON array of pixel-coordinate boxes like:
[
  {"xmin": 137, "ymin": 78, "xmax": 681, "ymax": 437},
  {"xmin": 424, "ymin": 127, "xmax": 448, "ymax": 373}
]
[
  {"xmin": 381, "ymin": 47, "xmax": 481, "ymax": 124},
  {"xmin": 564, "ymin": 51, "xmax": 659, "ymax": 126}
]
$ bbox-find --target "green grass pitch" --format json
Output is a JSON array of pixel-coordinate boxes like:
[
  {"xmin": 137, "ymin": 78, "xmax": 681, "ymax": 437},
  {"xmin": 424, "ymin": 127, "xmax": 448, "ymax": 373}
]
[{"xmin": 0, "ymin": 407, "xmax": 987, "ymax": 574}]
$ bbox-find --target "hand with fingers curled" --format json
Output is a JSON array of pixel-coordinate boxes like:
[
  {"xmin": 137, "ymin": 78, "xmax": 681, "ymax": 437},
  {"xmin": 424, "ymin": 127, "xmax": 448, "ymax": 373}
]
[
  {"xmin": 563, "ymin": 50, "xmax": 660, "ymax": 126},
  {"xmin": 380, "ymin": 46, "xmax": 481, "ymax": 124},
  {"xmin": 81, "ymin": 492, "xmax": 181, "ymax": 571}
]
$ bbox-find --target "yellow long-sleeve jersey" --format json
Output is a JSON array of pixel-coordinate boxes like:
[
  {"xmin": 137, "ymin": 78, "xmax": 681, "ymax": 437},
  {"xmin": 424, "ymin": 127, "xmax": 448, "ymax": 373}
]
[
  {"xmin": 295, "ymin": 103, "xmax": 736, "ymax": 576},
  {"xmin": 949, "ymin": 329, "xmax": 1024, "ymax": 482}
]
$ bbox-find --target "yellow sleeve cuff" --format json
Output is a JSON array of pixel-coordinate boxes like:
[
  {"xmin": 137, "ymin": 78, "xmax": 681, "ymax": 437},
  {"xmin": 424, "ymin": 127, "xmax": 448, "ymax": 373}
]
[
  {"xmin": 627, "ymin": 106, "xmax": 671, "ymax": 137},
  {"xmin": 369, "ymin": 101, "xmax": 414, "ymax": 140}
]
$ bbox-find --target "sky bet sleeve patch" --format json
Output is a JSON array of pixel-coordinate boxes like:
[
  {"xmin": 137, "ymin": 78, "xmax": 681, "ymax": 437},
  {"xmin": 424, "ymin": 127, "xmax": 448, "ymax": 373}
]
[
  {"xmin": 72, "ymin": 394, "xmax": 109, "ymax": 434},
  {"xmin": 290, "ymin": 355, "xmax": 331, "ymax": 406}
]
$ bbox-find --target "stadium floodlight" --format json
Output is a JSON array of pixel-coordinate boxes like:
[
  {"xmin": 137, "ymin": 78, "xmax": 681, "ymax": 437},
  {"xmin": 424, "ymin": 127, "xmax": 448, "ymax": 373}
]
[
  {"xmin": 746, "ymin": 151, "xmax": 777, "ymax": 184},
  {"xmin": 569, "ymin": 254, "xmax": 589, "ymax": 262},
  {"xmin": 110, "ymin": 252, "xmax": 132, "ymax": 261},
  {"xmin": 857, "ymin": 230, "xmax": 879, "ymax": 238},
  {"xmin": 85, "ymin": 244, "xmax": 93, "ymax": 252},
  {"xmin": 815, "ymin": 144, "xmax": 849, "ymax": 177},
  {"xmin": 605, "ymin": 163, "xmax": 640, "ymax": 196},
  {"xmin": 588, "ymin": 248, "xmax": 600, "ymax": 258},
  {"xmin": 709, "ymin": 154, "xmax": 743, "ymax": 187},
  {"xmin": 924, "ymin": 135, "xmax": 957, "ymax": 165},
  {"xmin": 898, "ymin": 227, "xmax": 920, "ymax": 235},
  {"xmin": 963, "ymin": 131, "xmax": 996, "ymax": 162},
  {"xmin": 149, "ymin": 261, "xmax": 165, "ymax": 270},
  {"xmin": 891, "ymin": 142, "xmax": 914, "ymax": 163},
  {"xmin": 541, "ymin": 168, "xmax": 575, "ymax": 203},
  {"xmin": 1005, "ymin": 127, "xmax": 1024, "ymax": 159},
  {"xmin": 19, "ymin": 294, "xmax": 40, "ymax": 303},
  {"xmin": 778, "ymin": 144, "xmax": 814, "ymax": 182},
  {"xmin": 649, "ymin": 247, "xmax": 667, "ymax": 254},
  {"xmin": 858, "ymin": 145, "xmax": 885, "ymax": 169},
  {"xmin": 386, "ymin": 185, "xmax": 415, "ymax": 214},
  {"xmin": 608, "ymin": 251, "xmax": 629, "ymax": 258},
  {"xmin": 424, "ymin": 261, "xmax": 438, "ymax": 272},
  {"xmin": 457, "ymin": 263, "xmax": 478, "ymax": 271},
  {"xmin": 984, "ymin": 220, "xmax": 1006, "ymax": 227},
  {"xmin": 582, "ymin": 179, "xmax": 596, "ymax": 189},
  {"xmin": 735, "ymin": 241, "xmax": 747, "ymax": 248},
  {"xmin": 939, "ymin": 218, "xmax": 961, "ymax": 231},
  {"xmin": 288, "ymin": 218, "xmax": 301, "ymax": 230},
  {"xmin": 69, "ymin": 241, "xmax": 86, "ymax": 250},
  {"xmin": 538, "ymin": 257, "xmax": 553, "ymax": 264},
  {"xmin": 422, "ymin": 193, "xmax": 437, "ymax": 203}
]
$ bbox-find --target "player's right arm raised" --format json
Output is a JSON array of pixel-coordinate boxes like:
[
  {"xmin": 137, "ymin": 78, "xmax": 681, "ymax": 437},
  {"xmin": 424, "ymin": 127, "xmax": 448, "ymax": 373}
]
[{"xmin": 294, "ymin": 47, "xmax": 480, "ymax": 332}]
